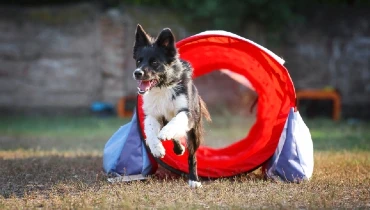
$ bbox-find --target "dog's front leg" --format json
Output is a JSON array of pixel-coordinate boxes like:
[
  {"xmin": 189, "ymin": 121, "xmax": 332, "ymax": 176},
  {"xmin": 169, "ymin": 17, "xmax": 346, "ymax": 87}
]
[
  {"xmin": 158, "ymin": 111, "xmax": 202, "ymax": 188},
  {"xmin": 144, "ymin": 115, "xmax": 165, "ymax": 158},
  {"xmin": 157, "ymin": 113, "xmax": 186, "ymax": 156},
  {"xmin": 157, "ymin": 111, "xmax": 189, "ymax": 142}
]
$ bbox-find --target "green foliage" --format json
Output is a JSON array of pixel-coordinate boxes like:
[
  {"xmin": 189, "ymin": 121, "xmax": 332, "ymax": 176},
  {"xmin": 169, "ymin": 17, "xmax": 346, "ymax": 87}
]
[
  {"xmin": 4, "ymin": 0, "xmax": 369, "ymax": 34},
  {"xmin": 174, "ymin": 0, "xmax": 301, "ymax": 32},
  {"xmin": 121, "ymin": 0, "xmax": 303, "ymax": 33},
  {"xmin": 116, "ymin": 0, "xmax": 369, "ymax": 34}
]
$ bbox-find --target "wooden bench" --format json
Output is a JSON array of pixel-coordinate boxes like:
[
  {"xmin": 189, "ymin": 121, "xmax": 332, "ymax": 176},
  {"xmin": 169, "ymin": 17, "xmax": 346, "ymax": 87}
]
[
  {"xmin": 117, "ymin": 96, "xmax": 137, "ymax": 118},
  {"xmin": 296, "ymin": 89, "xmax": 341, "ymax": 121}
]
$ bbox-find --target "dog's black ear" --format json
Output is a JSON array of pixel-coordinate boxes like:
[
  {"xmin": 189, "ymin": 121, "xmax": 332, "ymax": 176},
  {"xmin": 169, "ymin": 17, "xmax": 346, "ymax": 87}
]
[
  {"xmin": 133, "ymin": 24, "xmax": 150, "ymax": 59},
  {"xmin": 155, "ymin": 28, "xmax": 177, "ymax": 58}
]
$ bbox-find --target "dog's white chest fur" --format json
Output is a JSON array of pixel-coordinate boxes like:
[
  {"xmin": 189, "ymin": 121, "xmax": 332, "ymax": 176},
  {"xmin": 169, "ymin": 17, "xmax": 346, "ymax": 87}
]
[
  {"xmin": 142, "ymin": 86, "xmax": 189, "ymax": 159},
  {"xmin": 143, "ymin": 87, "xmax": 187, "ymax": 120}
]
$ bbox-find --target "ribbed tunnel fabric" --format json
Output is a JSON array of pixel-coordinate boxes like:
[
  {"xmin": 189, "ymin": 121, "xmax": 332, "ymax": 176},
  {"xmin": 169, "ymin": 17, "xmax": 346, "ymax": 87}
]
[{"xmin": 137, "ymin": 31, "xmax": 296, "ymax": 178}]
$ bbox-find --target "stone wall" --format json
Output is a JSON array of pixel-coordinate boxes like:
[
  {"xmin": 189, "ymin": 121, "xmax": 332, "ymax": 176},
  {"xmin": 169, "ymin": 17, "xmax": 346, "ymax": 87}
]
[
  {"xmin": 242, "ymin": 7, "xmax": 370, "ymax": 118},
  {"xmin": 282, "ymin": 8, "xmax": 370, "ymax": 118},
  {"xmin": 0, "ymin": 4, "xmax": 191, "ymax": 114},
  {"xmin": 282, "ymin": 8, "xmax": 370, "ymax": 104},
  {"xmin": 0, "ymin": 4, "xmax": 101, "ymax": 112},
  {"xmin": 0, "ymin": 4, "xmax": 369, "ymax": 118}
]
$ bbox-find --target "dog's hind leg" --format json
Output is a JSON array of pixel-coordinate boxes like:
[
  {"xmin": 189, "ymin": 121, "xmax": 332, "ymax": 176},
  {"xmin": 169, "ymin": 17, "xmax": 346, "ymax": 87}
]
[{"xmin": 187, "ymin": 129, "xmax": 201, "ymax": 188}]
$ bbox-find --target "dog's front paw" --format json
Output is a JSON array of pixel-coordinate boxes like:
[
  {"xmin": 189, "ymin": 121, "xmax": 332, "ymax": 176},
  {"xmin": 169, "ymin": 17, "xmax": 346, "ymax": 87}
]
[
  {"xmin": 188, "ymin": 180, "xmax": 202, "ymax": 188},
  {"xmin": 157, "ymin": 125, "xmax": 176, "ymax": 140},
  {"xmin": 158, "ymin": 124, "xmax": 185, "ymax": 141},
  {"xmin": 149, "ymin": 143, "xmax": 165, "ymax": 158}
]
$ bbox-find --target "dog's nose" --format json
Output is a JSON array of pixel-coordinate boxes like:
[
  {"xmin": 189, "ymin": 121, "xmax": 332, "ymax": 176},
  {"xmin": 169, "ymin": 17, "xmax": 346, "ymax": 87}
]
[{"xmin": 134, "ymin": 69, "xmax": 144, "ymax": 79}]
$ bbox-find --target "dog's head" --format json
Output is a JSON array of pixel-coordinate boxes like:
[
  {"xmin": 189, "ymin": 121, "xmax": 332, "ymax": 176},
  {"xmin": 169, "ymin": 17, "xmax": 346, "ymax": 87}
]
[{"xmin": 132, "ymin": 24, "xmax": 179, "ymax": 95}]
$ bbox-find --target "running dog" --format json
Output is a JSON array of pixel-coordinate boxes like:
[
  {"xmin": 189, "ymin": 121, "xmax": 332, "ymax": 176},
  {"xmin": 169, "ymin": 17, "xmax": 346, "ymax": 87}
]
[{"xmin": 132, "ymin": 24, "xmax": 211, "ymax": 188}]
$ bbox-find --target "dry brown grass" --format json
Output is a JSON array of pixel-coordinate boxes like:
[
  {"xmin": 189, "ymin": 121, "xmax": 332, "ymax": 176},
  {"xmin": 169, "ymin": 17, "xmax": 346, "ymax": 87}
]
[
  {"xmin": 1, "ymin": 116, "xmax": 370, "ymax": 209},
  {"xmin": 1, "ymin": 150, "xmax": 369, "ymax": 209}
]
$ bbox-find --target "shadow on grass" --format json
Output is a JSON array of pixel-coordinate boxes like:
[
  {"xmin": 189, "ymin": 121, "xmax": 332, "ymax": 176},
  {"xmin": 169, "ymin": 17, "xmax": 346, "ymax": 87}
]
[
  {"xmin": 0, "ymin": 154, "xmax": 268, "ymax": 199},
  {"xmin": 0, "ymin": 155, "xmax": 105, "ymax": 198}
]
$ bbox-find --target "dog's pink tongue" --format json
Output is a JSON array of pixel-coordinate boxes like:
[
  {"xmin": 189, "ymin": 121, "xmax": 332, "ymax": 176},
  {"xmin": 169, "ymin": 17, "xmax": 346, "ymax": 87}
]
[{"xmin": 139, "ymin": 81, "xmax": 151, "ymax": 92}]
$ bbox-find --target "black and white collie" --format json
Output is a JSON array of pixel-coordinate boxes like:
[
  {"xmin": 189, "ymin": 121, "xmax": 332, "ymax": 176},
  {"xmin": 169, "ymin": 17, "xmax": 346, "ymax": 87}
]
[{"xmin": 132, "ymin": 24, "xmax": 211, "ymax": 188}]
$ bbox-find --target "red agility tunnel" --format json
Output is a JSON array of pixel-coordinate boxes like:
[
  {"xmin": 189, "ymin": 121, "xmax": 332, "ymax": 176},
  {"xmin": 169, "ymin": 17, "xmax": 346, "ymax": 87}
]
[{"xmin": 137, "ymin": 31, "xmax": 296, "ymax": 178}]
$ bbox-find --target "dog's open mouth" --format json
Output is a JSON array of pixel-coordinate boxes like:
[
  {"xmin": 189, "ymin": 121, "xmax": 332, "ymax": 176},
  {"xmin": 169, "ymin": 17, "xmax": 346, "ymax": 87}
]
[{"xmin": 137, "ymin": 79, "xmax": 158, "ymax": 94}]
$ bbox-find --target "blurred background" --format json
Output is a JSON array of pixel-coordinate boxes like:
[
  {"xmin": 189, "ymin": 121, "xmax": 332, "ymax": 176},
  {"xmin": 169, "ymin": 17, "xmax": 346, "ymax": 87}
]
[
  {"xmin": 1, "ymin": 2, "xmax": 370, "ymax": 206},
  {"xmin": 0, "ymin": 0, "xmax": 369, "ymax": 150}
]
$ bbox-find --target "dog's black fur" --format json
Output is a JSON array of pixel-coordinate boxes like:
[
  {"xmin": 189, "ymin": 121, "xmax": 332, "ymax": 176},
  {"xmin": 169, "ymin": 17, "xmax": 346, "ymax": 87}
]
[{"xmin": 132, "ymin": 24, "xmax": 211, "ymax": 186}]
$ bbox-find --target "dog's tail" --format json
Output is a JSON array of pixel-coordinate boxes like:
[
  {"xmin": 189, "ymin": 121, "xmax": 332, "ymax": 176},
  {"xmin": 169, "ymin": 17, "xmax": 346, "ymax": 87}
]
[
  {"xmin": 199, "ymin": 96, "xmax": 212, "ymax": 122},
  {"xmin": 192, "ymin": 96, "xmax": 211, "ymax": 150}
]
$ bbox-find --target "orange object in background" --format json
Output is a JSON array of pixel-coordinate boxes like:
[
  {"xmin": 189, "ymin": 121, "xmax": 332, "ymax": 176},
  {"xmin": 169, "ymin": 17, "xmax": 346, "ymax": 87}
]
[
  {"xmin": 296, "ymin": 89, "xmax": 341, "ymax": 121},
  {"xmin": 117, "ymin": 96, "xmax": 136, "ymax": 118}
]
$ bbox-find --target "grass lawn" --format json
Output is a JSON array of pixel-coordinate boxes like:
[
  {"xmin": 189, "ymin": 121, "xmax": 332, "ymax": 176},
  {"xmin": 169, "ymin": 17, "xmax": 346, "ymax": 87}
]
[{"xmin": 0, "ymin": 114, "xmax": 369, "ymax": 209}]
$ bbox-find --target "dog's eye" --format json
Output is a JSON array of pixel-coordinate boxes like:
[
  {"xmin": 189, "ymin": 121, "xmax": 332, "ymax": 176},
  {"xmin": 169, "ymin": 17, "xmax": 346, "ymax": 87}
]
[
  {"xmin": 136, "ymin": 59, "xmax": 142, "ymax": 65},
  {"xmin": 151, "ymin": 59, "xmax": 158, "ymax": 66}
]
